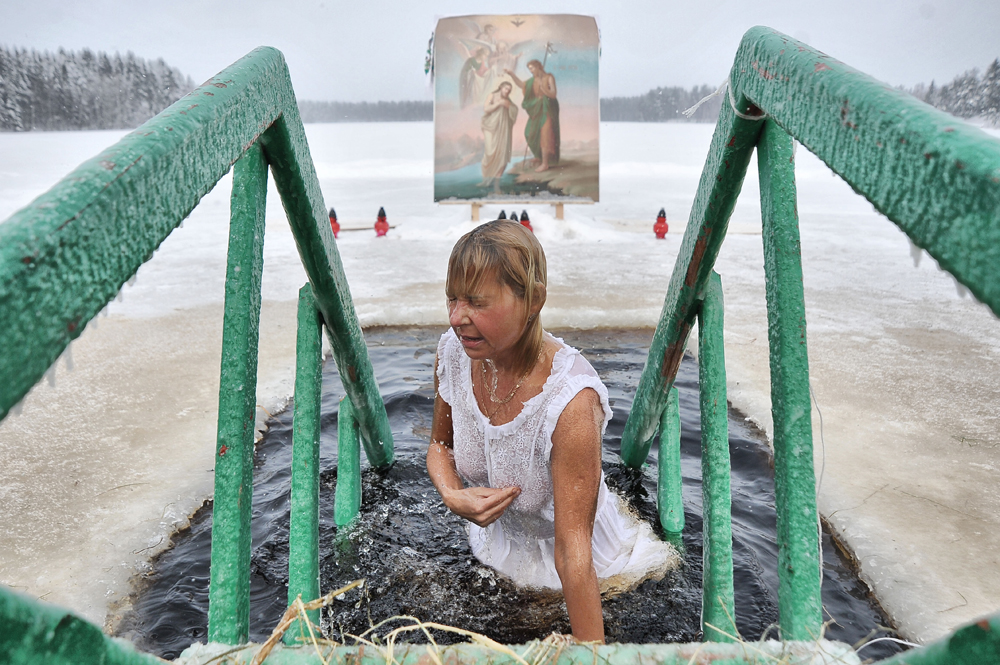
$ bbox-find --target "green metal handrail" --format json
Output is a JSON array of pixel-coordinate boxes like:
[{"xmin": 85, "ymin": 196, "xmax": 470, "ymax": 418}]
[
  {"xmin": 3, "ymin": 579, "xmax": 999, "ymax": 664},
  {"xmin": 624, "ymin": 24, "xmax": 1000, "ymax": 646},
  {"xmin": 0, "ymin": 46, "xmax": 395, "ymax": 646}
]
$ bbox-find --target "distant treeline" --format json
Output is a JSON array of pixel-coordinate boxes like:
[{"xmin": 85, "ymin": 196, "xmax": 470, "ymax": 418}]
[
  {"xmin": 298, "ymin": 85, "xmax": 724, "ymax": 123},
  {"xmin": 5, "ymin": 43, "xmax": 996, "ymax": 130},
  {"xmin": 0, "ymin": 45, "xmax": 194, "ymax": 131},
  {"xmin": 906, "ymin": 58, "xmax": 1000, "ymax": 124},
  {"xmin": 600, "ymin": 85, "xmax": 724, "ymax": 122},
  {"xmin": 298, "ymin": 100, "xmax": 433, "ymax": 122}
]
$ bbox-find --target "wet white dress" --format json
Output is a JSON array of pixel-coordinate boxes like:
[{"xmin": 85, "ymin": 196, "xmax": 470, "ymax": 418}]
[{"xmin": 436, "ymin": 329, "xmax": 679, "ymax": 591}]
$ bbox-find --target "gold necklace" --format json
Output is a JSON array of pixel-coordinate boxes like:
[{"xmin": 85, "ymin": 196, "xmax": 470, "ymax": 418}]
[
  {"xmin": 481, "ymin": 346, "xmax": 545, "ymax": 409},
  {"xmin": 482, "ymin": 359, "xmax": 531, "ymax": 406}
]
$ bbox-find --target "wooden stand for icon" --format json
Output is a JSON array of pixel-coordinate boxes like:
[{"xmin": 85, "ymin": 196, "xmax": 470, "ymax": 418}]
[{"xmin": 439, "ymin": 200, "xmax": 594, "ymax": 221}]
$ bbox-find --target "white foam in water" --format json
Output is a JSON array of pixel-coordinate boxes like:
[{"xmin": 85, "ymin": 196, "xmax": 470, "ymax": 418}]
[{"xmin": 0, "ymin": 123, "xmax": 998, "ymax": 642}]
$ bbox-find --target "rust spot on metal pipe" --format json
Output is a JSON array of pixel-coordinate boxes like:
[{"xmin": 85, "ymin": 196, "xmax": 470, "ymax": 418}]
[
  {"xmin": 685, "ymin": 233, "xmax": 709, "ymax": 288},
  {"xmin": 728, "ymin": 136, "xmax": 736, "ymax": 147},
  {"xmin": 661, "ymin": 320, "xmax": 692, "ymax": 382},
  {"xmin": 219, "ymin": 444, "xmax": 228, "ymax": 456},
  {"xmin": 751, "ymin": 60, "xmax": 776, "ymax": 80},
  {"xmin": 100, "ymin": 161, "xmax": 116, "ymax": 170},
  {"xmin": 840, "ymin": 101, "xmax": 857, "ymax": 129},
  {"xmin": 348, "ymin": 365, "xmax": 358, "ymax": 383},
  {"xmin": 203, "ymin": 92, "xmax": 215, "ymax": 96},
  {"xmin": 814, "ymin": 62, "xmax": 831, "ymax": 73}
]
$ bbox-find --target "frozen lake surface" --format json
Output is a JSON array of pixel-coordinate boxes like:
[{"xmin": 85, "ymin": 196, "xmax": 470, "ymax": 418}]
[{"xmin": 0, "ymin": 121, "xmax": 998, "ymax": 642}]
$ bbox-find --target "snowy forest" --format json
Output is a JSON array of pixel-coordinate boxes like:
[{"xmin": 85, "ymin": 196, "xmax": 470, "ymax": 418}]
[
  {"xmin": 2, "ymin": 45, "xmax": 998, "ymax": 130},
  {"xmin": 0, "ymin": 46, "xmax": 194, "ymax": 131},
  {"xmin": 904, "ymin": 59, "xmax": 1000, "ymax": 123}
]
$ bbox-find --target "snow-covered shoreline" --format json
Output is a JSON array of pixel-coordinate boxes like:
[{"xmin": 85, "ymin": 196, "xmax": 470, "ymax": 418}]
[{"xmin": 1, "ymin": 122, "xmax": 998, "ymax": 641}]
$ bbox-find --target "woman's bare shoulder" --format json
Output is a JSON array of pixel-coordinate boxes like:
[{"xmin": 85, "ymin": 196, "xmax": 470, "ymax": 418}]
[{"xmin": 553, "ymin": 387, "xmax": 603, "ymax": 443}]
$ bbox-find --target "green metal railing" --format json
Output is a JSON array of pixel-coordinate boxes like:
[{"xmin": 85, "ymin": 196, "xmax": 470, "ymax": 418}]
[
  {"xmin": 3, "ymin": 27, "xmax": 1000, "ymax": 665},
  {"xmin": 622, "ymin": 23, "xmax": 1000, "ymax": 653},
  {"xmin": 0, "ymin": 46, "xmax": 394, "ymax": 650}
]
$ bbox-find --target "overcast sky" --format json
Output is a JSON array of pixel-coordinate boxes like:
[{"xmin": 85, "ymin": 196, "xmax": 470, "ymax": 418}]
[{"xmin": 1, "ymin": 0, "xmax": 997, "ymax": 102}]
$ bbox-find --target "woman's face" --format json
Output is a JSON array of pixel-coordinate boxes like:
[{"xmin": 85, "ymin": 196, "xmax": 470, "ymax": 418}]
[{"xmin": 448, "ymin": 274, "xmax": 528, "ymax": 364}]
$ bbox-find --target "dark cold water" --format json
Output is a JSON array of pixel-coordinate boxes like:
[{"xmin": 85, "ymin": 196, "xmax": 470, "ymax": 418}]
[{"xmin": 118, "ymin": 328, "xmax": 903, "ymax": 661}]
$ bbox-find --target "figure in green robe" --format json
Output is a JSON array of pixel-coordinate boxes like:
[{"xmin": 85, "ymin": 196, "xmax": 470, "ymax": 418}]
[{"xmin": 506, "ymin": 59, "xmax": 560, "ymax": 172}]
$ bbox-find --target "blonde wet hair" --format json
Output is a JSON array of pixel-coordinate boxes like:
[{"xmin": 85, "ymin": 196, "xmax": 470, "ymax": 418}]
[{"xmin": 446, "ymin": 220, "xmax": 547, "ymax": 376}]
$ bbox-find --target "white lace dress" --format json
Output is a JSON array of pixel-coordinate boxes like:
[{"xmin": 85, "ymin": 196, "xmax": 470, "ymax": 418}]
[{"xmin": 436, "ymin": 329, "xmax": 679, "ymax": 592}]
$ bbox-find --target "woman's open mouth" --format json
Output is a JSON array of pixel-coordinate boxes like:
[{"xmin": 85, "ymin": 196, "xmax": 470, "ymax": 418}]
[{"xmin": 459, "ymin": 334, "xmax": 484, "ymax": 349}]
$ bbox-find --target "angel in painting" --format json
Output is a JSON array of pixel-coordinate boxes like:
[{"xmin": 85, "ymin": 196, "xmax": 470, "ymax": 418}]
[{"xmin": 455, "ymin": 20, "xmax": 497, "ymax": 108}]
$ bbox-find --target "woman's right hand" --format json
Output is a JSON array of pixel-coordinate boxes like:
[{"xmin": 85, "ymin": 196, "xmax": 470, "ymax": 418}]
[{"xmin": 441, "ymin": 485, "xmax": 520, "ymax": 527}]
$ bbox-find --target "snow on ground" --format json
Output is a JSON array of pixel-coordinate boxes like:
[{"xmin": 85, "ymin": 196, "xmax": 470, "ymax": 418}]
[{"xmin": 0, "ymin": 122, "xmax": 998, "ymax": 640}]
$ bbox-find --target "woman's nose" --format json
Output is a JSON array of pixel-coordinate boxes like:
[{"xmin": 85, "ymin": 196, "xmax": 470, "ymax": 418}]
[{"xmin": 449, "ymin": 301, "xmax": 469, "ymax": 326}]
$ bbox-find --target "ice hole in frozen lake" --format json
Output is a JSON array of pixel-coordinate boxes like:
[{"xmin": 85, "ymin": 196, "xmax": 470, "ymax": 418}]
[{"xmin": 118, "ymin": 328, "xmax": 904, "ymax": 660}]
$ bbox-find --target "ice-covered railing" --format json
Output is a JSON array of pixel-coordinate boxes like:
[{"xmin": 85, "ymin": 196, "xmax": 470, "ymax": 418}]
[
  {"xmin": 620, "ymin": 24, "xmax": 1000, "ymax": 659},
  {"xmin": 0, "ymin": 46, "xmax": 394, "ymax": 648}
]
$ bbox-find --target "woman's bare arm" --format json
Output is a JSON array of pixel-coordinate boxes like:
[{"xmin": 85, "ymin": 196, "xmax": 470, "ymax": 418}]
[
  {"xmin": 551, "ymin": 388, "xmax": 605, "ymax": 643},
  {"xmin": 427, "ymin": 354, "xmax": 520, "ymax": 527}
]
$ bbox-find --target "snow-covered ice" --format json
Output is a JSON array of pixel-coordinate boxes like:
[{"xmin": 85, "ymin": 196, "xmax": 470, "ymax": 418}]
[{"xmin": 0, "ymin": 121, "xmax": 998, "ymax": 640}]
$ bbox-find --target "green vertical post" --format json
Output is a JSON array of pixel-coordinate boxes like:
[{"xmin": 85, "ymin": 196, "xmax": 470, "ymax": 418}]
[
  {"xmin": 207, "ymin": 142, "xmax": 268, "ymax": 645},
  {"xmin": 286, "ymin": 284, "xmax": 323, "ymax": 643},
  {"xmin": 657, "ymin": 387, "xmax": 684, "ymax": 536},
  {"xmin": 757, "ymin": 119, "xmax": 823, "ymax": 639},
  {"xmin": 698, "ymin": 272, "xmax": 736, "ymax": 643},
  {"xmin": 335, "ymin": 396, "xmax": 362, "ymax": 526}
]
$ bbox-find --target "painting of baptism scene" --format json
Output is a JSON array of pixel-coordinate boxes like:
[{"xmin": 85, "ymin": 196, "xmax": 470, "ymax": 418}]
[{"xmin": 433, "ymin": 14, "xmax": 599, "ymax": 202}]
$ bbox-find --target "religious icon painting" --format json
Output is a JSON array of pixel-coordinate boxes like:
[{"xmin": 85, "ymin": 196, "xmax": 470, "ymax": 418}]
[{"xmin": 433, "ymin": 14, "xmax": 600, "ymax": 202}]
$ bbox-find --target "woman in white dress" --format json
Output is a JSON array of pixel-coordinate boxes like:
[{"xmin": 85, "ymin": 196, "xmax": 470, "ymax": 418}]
[{"xmin": 427, "ymin": 220, "xmax": 679, "ymax": 643}]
